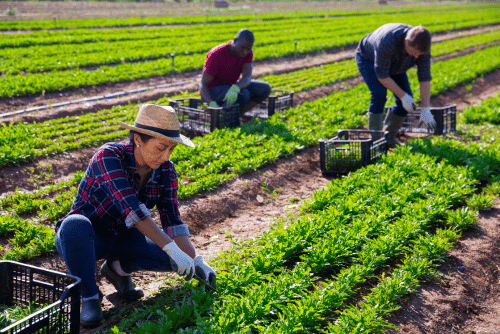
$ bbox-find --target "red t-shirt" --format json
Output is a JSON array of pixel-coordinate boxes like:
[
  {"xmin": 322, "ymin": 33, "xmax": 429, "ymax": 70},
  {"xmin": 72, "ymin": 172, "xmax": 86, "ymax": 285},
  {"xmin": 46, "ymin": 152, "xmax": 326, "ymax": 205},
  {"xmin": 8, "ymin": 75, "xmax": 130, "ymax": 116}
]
[{"xmin": 203, "ymin": 41, "xmax": 253, "ymax": 90}]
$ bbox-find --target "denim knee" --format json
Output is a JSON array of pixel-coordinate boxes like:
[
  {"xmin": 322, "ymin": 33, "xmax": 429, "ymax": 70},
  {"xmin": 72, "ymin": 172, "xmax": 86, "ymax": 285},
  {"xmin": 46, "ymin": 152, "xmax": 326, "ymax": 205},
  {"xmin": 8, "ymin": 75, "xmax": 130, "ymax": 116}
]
[
  {"xmin": 55, "ymin": 215, "xmax": 95, "ymax": 256},
  {"xmin": 248, "ymin": 81, "xmax": 271, "ymax": 103},
  {"xmin": 57, "ymin": 215, "xmax": 94, "ymax": 241},
  {"xmin": 259, "ymin": 82, "xmax": 271, "ymax": 101}
]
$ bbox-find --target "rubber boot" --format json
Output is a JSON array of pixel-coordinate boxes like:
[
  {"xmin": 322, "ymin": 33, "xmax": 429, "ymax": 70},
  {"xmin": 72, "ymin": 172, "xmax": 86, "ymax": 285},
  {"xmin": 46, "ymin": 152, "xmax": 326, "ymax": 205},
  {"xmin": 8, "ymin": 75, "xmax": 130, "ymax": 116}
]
[
  {"xmin": 80, "ymin": 298, "xmax": 103, "ymax": 328},
  {"xmin": 383, "ymin": 111, "xmax": 406, "ymax": 147},
  {"xmin": 368, "ymin": 112, "xmax": 384, "ymax": 141},
  {"xmin": 100, "ymin": 261, "xmax": 144, "ymax": 301}
]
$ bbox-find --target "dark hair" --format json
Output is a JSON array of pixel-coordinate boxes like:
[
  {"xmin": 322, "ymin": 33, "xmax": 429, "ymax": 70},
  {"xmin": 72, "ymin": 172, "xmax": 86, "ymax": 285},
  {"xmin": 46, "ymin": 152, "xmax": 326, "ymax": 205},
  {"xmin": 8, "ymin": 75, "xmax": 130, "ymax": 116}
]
[
  {"xmin": 406, "ymin": 25, "xmax": 432, "ymax": 54},
  {"xmin": 235, "ymin": 29, "xmax": 254, "ymax": 44},
  {"xmin": 128, "ymin": 130, "xmax": 153, "ymax": 145}
]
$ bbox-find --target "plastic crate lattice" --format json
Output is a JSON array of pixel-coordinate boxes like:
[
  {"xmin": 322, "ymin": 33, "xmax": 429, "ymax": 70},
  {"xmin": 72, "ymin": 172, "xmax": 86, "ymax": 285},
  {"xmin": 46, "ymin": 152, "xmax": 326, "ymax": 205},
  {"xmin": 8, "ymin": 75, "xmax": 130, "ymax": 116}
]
[
  {"xmin": 384, "ymin": 104, "xmax": 457, "ymax": 135},
  {"xmin": 169, "ymin": 98, "xmax": 240, "ymax": 134},
  {"xmin": 0, "ymin": 261, "xmax": 81, "ymax": 334},
  {"xmin": 243, "ymin": 89, "xmax": 294, "ymax": 119},
  {"xmin": 320, "ymin": 130, "xmax": 388, "ymax": 175}
]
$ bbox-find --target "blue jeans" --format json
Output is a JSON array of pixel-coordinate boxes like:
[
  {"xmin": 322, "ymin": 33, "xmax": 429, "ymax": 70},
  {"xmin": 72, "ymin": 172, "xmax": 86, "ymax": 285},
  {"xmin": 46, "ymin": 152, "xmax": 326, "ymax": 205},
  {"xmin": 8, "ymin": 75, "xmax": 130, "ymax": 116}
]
[
  {"xmin": 55, "ymin": 214, "xmax": 173, "ymax": 299},
  {"xmin": 355, "ymin": 50, "xmax": 413, "ymax": 117},
  {"xmin": 209, "ymin": 80, "xmax": 271, "ymax": 107}
]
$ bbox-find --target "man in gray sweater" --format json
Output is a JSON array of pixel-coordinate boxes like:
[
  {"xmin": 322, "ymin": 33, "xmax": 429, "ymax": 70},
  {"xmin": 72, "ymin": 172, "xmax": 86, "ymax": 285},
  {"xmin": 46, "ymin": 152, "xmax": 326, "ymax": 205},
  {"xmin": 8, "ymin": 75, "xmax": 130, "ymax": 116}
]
[{"xmin": 355, "ymin": 23, "xmax": 436, "ymax": 145}]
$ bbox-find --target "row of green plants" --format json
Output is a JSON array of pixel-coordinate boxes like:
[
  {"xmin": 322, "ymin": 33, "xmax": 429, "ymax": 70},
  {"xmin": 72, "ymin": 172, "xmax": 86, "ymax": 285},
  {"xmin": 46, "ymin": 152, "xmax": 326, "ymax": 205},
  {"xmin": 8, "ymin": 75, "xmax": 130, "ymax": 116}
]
[
  {"xmin": 0, "ymin": 4, "xmax": 482, "ymax": 31},
  {"xmin": 99, "ymin": 92, "xmax": 500, "ymax": 333},
  {"xmin": 1, "ymin": 41, "xmax": 499, "ymax": 170},
  {"xmin": 0, "ymin": 16, "xmax": 330, "ymax": 61},
  {"xmin": 3, "ymin": 9, "xmax": 498, "ymax": 76},
  {"xmin": 0, "ymin": 7, "xmax": 458, "ymax": 49},
  {"xmin": 104, "ymin": 130, "xmax": 500, "ymax": 332},
  {"xmin": 462, "ymin": 91, "xmax": 500, "ymax": 125},
  {"xmin": 1, "ymin": 43, "xmax": 499, "ymax": 262},
  {"xmin": 1, "ymin": 7, "xmax": 498, "ymax": 98}
]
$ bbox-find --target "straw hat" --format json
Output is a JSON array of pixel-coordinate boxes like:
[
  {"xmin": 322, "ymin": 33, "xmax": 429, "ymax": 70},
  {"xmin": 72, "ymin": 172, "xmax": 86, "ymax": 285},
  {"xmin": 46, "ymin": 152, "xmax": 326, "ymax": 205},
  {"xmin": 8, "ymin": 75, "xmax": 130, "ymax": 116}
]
[{"xmin": 118, "ymin": 104, "xmax": 195, "ymax": 148}]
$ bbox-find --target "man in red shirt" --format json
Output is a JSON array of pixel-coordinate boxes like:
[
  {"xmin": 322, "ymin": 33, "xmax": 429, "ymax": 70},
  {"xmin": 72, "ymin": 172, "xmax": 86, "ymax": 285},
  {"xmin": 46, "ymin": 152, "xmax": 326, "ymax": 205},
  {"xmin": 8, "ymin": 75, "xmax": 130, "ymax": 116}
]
[{"xmin": 200, "ymin": 29, "xmax": 271, "ymax": 114}]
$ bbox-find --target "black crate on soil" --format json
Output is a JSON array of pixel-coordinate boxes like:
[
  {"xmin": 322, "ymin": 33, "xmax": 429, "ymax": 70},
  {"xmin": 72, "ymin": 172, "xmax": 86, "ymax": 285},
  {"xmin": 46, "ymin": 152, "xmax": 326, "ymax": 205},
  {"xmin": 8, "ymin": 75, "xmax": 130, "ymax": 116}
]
[
  {"xmin": 384, "ymin": 104, "xmax": 457, "ymax": 135},
  {"xmin": 243, "ymin": 89, "xmax": 294, "ymax": 119},
  {"xmin": 0, "ymin": 261, "xmax": 81, "ymax": 334},
  {"xmin": 168, "ymin": 98, "xmax": 240, "ymax": 134},
  {"xmin": 320, "ymin": 130, "xmax": 388, "ymax": 175}
]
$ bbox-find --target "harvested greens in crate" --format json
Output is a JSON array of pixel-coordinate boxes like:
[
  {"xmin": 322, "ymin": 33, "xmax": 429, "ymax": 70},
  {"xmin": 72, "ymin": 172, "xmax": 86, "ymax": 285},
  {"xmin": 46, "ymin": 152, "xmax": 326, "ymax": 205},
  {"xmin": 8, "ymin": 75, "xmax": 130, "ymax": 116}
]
[
  {"xmin": 243, "ymin": 89, "xmax": 294, "ymax": 119},
  {"xmin": 320, "ymin": 130, "xmax": 388, "ymax": 175},
  {"xmin": 0, "ymin": 261, "xmax": 81, "ymax": 334},
  {"xmin": 169, "ymin": 98, "xmax": 240, "ymax": 134}
]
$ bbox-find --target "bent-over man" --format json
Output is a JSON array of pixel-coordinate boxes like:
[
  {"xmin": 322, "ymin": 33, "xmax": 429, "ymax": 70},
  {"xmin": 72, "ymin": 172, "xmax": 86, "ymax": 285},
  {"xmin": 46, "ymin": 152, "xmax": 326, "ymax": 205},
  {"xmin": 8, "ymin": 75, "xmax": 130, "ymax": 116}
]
[{"xmin": 355, "ymin": 23, "xmax": 436, "ymax": 145}]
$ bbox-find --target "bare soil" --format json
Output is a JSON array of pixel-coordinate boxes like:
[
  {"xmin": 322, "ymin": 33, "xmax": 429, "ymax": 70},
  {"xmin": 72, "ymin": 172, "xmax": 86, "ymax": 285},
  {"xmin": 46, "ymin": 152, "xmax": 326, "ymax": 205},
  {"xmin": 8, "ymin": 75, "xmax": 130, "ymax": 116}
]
[{"xmin": 386, "ymin": 199, "xmax": 500, "ymax": 334}]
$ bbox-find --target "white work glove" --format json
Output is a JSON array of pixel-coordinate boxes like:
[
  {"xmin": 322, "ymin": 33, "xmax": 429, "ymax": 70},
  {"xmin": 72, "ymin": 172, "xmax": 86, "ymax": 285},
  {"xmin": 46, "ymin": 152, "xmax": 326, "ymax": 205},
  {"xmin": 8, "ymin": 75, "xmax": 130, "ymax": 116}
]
[
  {"xmin": 223, "ymin": 84, "xmax": 240, "ymax": 107},
  {"xmin": 194, "ymin": 256, "xmax": 217, "ymax": 289},
  {"xmin": 401, "ymin": 93, "xmax": 417, "ymax": 113},
  {"xmin": 208, "ymin": 101, "xmax": 219, "ymax": 108},
  {"xmin": 162, "ymin": 242, "xmax": 195, "ymax": 281},
  {"xmin": 418, "ymin": 106, "xmax": 437, "ymax": 133}
]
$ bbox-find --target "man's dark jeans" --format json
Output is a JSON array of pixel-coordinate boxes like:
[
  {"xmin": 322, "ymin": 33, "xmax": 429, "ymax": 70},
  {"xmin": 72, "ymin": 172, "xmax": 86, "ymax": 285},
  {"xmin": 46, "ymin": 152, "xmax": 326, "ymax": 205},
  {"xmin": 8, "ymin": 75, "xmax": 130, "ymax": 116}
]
[
  {"xmin": 355, "ymin": 50, "xmax": 413, "ymax": 116},
  {"xmin": 209, "ymin": 80, "xmax": 271, "ymax": 108}
]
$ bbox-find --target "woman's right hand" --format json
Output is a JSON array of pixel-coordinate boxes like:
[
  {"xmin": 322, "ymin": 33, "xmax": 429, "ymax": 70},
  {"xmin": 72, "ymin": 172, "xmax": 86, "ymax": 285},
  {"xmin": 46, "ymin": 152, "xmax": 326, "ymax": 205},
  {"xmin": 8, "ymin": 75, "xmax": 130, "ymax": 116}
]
[{"xmin": 162, "ymin": 242, "xmax": 195, "ymax": 280}]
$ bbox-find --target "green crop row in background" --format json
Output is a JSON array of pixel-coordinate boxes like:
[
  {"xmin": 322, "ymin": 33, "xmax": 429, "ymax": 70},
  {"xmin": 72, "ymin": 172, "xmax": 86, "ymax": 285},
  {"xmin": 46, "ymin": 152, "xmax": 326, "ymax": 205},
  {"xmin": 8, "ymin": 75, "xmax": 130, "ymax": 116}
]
[
  {"xmin": 0, "ymin": 4, "xmax": 486, "ymax": 31},
  {"xmin": 0, "ymin": 5, "xmax": 498, "ymax": 98}
]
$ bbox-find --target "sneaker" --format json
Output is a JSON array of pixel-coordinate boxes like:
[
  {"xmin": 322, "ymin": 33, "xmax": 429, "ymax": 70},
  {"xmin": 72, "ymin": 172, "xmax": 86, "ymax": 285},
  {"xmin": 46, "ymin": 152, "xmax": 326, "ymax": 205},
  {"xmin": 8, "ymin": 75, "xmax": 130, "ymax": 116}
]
[{"xmin": 100, "ymin": 260, "xmax": 144, "ymax": 301}]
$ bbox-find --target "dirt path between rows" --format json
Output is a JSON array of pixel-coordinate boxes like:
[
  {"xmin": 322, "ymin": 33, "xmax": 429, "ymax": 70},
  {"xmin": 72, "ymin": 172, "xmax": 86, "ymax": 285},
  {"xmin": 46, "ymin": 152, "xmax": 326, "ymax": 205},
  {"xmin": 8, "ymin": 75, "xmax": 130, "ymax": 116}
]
[
  {"xmin": 1, "ymin": 24, "xmax": 498, "ymax": 122},
  {"xmin": 386, "ymin": 198, "xmax": 500, "ymax": 334}
]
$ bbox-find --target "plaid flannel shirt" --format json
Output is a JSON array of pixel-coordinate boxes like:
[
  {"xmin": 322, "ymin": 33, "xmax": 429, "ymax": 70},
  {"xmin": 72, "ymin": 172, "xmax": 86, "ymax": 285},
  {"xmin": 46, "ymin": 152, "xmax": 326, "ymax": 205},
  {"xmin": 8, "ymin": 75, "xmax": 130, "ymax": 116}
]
[
  {"xmin": 55, "ymin": 141, "xmax": 189, "ymax": 238},
  {"xmin": 357, "ymin": 23, "xmax": 432, "ymax": 82}
]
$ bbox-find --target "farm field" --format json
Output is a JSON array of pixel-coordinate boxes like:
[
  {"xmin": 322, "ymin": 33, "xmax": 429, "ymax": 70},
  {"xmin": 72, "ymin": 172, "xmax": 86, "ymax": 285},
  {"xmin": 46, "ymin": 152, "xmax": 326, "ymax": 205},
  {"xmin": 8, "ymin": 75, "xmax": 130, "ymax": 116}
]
[{"xmin": 1, "ymin": 1, "xmax": 500, "ymax": 333}]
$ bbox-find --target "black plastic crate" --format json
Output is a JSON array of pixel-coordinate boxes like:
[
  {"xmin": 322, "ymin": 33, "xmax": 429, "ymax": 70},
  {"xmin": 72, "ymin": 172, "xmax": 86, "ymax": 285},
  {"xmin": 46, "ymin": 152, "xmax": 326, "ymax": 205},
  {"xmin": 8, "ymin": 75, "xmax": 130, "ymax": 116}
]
[
  {"xmin": 243, "ymin": 89, "xmax": 294, "ymax": 119},
  {"xmin": 320, "ymin": 130, "xmax": 388, "ymax": 175},
  {"xmin": 168, "ymin": 98, "xmax": 240, "ymax": 134},
  {"xmin": 0, "ymin": 261, "xmax": 81, "ymax": 334},
  {"xmin": 384, "ymin": 104, "xmax": 457, "ymax": 135}
]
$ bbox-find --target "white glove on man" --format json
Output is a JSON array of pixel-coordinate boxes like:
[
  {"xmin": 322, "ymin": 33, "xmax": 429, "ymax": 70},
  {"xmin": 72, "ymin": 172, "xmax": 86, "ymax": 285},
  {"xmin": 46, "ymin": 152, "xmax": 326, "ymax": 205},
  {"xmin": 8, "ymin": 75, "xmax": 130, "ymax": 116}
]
[
  {"xmin": 194, "ymin": 256, "xmax": 216, "ymax": 289},
  {"xmin": 223, "ymin": 84, "xmax": 240, "ymax": 107},
  {"xmin": 163, "ymin": 242, "xmax": 194, "ymax": 281},
  {"xmin": 418, "ymin": 106, "xmax": 437, "ymax": 133},
  {"xmin": 401, "ymin": 93, "xmax": 417, "ymax": 113}
]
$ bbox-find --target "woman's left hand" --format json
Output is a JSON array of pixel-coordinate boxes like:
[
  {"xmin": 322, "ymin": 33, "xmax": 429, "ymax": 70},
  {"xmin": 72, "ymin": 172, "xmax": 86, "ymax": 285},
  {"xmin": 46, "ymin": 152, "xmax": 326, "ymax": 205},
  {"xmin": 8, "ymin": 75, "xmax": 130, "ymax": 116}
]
[{"xmin": 194, "ymin": 256, "xmax": 216, "ymax": 289}]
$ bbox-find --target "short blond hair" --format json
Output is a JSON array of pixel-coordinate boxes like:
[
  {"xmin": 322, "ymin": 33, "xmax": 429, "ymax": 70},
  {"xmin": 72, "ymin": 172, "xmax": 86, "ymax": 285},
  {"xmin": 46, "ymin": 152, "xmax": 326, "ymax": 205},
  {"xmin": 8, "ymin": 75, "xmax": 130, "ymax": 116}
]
[{"xmin": 406, "ymin": 25, "xmax": 432, "ymax": 54}]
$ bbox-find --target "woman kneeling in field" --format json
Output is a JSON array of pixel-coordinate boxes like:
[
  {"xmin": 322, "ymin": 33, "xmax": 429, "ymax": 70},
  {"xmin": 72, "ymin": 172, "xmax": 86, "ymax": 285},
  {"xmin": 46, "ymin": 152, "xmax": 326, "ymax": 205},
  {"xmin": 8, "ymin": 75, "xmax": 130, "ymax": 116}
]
[{"xmin": 54, "ymin": 104, "xmax": 216, "ymax": 328}]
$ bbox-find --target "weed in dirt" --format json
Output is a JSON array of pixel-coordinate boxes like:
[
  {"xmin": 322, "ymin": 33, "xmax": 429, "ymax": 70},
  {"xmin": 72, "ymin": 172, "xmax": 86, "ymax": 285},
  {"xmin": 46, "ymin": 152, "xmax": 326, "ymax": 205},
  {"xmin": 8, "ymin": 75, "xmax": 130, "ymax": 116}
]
[{"xmin": 5, "ymin": 7, "xmax": 16, "ymax": 16}]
